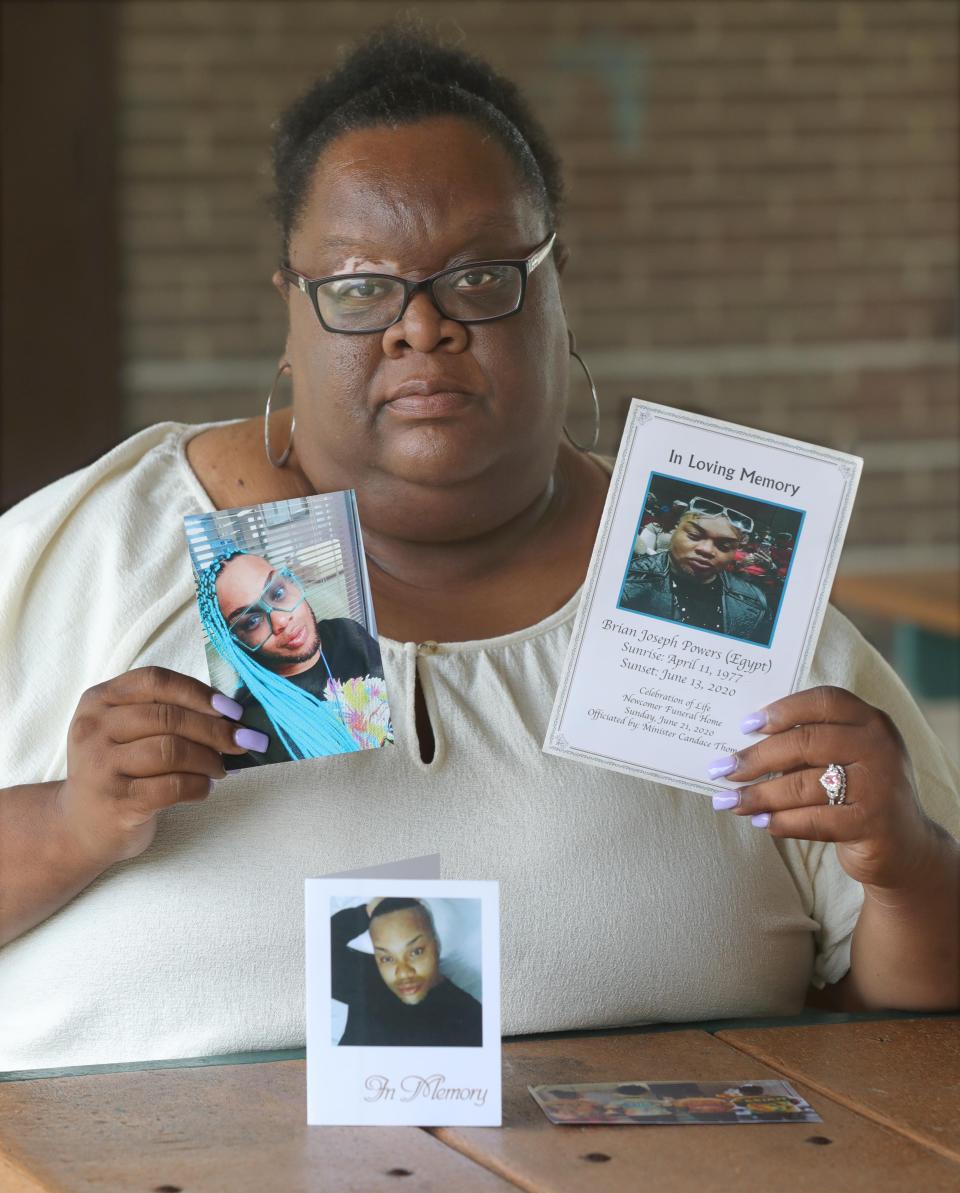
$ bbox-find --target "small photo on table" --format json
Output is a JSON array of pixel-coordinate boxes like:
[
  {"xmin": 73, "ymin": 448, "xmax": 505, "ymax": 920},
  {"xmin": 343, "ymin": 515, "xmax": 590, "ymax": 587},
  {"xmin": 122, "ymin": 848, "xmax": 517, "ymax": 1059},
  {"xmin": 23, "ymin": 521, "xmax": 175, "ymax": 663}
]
[
  {"xmin": 531, "ymin": 1081, "xmax": 676, "ymax": 1124},
  {"xmin": 529, "ymin": 1079, "xmax": 820, "ymax": 1125},
  {"xmin": 184, "ymin": 491, "xmax": 391, "ymax": 769},
  {"xmin": 618, "ymin": 472, "xmax": 805, "ymax": 648}
]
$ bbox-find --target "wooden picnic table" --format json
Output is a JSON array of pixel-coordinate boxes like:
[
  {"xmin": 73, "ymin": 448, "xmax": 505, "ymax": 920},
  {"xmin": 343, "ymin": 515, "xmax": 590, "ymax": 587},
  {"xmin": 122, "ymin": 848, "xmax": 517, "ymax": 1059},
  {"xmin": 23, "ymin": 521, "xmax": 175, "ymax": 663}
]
[
  {"xmin": 1, "ymin": 1017, "xmax": 957, "ymax": 1192},
  {"xmin": 830, "ymin": 570, "xmax": 960, "ymax": 638}
]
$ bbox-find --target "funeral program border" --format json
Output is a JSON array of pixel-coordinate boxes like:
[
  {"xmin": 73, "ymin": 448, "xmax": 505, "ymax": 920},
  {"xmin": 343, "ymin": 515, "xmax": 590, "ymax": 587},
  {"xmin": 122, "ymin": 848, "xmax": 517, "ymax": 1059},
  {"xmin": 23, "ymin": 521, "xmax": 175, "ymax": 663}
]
[{"xmin": 544, "ymin": 399, "xmax": 863, "ymax": 793}]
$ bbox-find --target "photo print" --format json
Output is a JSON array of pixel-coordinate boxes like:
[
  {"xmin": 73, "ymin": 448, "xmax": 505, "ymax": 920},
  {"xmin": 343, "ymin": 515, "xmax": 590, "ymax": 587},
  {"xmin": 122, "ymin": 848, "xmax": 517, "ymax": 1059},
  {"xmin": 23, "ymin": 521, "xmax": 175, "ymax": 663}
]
[
  {"xmin": 329, "ymin": 895, "xmax": 483, "ymax": 1048},
  {"xmin": 618, "ymin": 472, "xmax": 805, "ymax": 648},
  {"xmin": 184, "ymin": 492, "xmax": 391, "ymax": 769},
  {"xmin": 529, "ymin": 1079, "xmax": 821, "ymax": 1126},
  {"xmin": 306, "ymin": 878, "xmax": 501, "ymax": 1126}
]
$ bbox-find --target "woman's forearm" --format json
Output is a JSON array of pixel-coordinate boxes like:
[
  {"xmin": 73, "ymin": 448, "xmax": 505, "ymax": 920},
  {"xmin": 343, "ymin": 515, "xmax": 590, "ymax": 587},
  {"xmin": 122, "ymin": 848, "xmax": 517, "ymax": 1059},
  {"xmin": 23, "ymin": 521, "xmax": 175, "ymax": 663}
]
[
  {"xmin": 845, "ymin": 821, "xmax": 960, "ymax": 1011},
  {"xmin": 0, "ymin": 782, "xmax": 114, "ymax": 948}
]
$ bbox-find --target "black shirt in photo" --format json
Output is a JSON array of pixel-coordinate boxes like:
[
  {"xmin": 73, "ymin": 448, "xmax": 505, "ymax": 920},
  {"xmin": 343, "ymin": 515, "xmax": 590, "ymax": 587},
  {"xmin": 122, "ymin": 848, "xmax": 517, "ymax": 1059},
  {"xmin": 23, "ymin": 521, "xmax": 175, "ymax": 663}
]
[
  {"xmin": 671, "ymin": 573, "xmax": 724, "ymax": 633},
  {"xmin": 227, "ymin": 616, "xmax": 385, "ymax": 768}
]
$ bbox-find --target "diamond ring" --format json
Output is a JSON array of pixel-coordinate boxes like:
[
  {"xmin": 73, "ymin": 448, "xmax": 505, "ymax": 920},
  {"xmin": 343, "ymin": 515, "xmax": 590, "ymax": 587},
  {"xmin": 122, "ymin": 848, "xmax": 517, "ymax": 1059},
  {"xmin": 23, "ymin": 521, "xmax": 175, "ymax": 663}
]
[{"xmin": 819, "ymin": 763, "xmax": 847, "ymax": 806}]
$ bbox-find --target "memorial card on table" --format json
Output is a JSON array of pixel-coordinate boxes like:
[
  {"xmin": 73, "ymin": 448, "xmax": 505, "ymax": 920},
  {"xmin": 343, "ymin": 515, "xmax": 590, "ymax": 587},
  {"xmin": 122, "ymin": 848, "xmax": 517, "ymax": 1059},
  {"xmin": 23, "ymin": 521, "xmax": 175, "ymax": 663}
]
[
  {"xmin": 306, "ymin": 875, "xmax": 501, "ymax": 1126},
  {"xmin": 545, "ymin": 400, "xmax": 861, "ymax": 795}
]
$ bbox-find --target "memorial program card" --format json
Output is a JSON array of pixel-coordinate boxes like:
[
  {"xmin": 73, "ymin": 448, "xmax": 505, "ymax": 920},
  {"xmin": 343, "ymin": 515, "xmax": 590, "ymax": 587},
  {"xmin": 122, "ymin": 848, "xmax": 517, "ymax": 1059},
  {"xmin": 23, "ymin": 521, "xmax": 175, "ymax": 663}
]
[
  {"xmin": 306, "ymin": 878, "xmax": 501, "ymax": 1126},
  {"xmin": 545, "ymin": 400, "xmax": 861, "ymax": 795}
]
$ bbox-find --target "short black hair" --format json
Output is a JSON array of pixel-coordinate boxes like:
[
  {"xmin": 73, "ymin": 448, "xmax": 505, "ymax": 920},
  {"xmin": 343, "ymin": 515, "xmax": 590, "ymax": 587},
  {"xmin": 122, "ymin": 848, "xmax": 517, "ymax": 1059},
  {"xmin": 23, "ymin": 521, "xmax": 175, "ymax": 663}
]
[
  {"xmin": 270, "ymin": 16, "xmax": 564, "ymax": 260},
  {"xmin": 369, "ymin": 897, "xmax": 438, "ymax": 941}
]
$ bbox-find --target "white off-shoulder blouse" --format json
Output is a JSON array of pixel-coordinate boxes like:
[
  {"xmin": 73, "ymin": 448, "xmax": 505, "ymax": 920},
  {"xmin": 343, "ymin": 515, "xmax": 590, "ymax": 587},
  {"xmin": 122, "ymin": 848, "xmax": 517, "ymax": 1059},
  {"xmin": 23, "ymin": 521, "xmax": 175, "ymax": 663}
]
[{"xmin": 1, "ymin": 422, "xmax": 957, "ymax": 1071}]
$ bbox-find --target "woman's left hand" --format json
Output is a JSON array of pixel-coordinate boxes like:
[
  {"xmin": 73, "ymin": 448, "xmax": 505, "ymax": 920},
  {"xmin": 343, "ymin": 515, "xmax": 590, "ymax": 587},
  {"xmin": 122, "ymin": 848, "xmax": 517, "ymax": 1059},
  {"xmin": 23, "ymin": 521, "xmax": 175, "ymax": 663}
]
[{"xmin": 710, "ymin": 685, "xmax": 939, "ymax": 890}]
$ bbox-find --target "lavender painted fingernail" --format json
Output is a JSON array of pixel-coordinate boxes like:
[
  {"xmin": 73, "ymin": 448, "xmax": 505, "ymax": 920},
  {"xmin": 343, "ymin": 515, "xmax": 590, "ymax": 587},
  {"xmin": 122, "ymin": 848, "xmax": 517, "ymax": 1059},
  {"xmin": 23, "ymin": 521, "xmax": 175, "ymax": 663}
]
[
  {"xmin": 712, "ymin": 792, "xmax": 741, "ymax": 811},
  {"xmin": 740, "ymin": 711, "xmax": 767, "ymax": 734},
  {"xmin": 751, "ymin": 813, "xmax": 772, "ymax": 828},
  {"xmin": 212, "ymin": 692, "xmax": 244, "ymax": 721},
  {"xmin": 235, "ymin": 727, "xmax": 269, "ymax": 752},
  {"xmin": 707, "ymin": 755, "xmax": 739, "ymax": 780}
]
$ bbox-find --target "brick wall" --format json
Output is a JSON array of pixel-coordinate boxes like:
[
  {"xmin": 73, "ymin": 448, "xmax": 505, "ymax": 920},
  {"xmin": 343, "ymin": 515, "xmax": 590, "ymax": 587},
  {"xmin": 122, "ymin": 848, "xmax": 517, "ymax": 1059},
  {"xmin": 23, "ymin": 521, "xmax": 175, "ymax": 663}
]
[{"xmin": 119, "ymin": 0, "xmax": 959, "ymax": 568}]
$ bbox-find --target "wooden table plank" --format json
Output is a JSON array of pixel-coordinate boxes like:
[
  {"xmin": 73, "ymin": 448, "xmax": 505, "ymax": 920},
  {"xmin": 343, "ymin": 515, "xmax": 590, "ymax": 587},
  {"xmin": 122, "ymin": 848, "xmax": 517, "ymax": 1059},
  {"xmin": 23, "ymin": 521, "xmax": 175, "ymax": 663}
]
[
  {"xmin": 831, "ymin": 571, "xmax": 960, "ymax": 637},
  {"xmin": 433, "ymin": 1030, "xmax": 960, "ymax": 1193},
  {"xmin": 717, "ymin": 1018, "xmax": 960, "ymax": 1163},
  {"xmin": 0, "ymin": 1060, "xmax": 517, "ymax": 1193}
]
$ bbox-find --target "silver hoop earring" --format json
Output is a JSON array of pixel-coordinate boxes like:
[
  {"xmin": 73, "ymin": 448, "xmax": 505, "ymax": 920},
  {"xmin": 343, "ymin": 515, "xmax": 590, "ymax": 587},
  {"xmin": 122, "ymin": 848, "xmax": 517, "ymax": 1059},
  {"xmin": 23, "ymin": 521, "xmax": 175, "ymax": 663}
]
[
  {"xmin": 563, "ymin": 331, "xmax": 600, "ymax": 453},
  {"xmin": 264, "ymin": 363, "xmax": 296, "ymax": 468}
]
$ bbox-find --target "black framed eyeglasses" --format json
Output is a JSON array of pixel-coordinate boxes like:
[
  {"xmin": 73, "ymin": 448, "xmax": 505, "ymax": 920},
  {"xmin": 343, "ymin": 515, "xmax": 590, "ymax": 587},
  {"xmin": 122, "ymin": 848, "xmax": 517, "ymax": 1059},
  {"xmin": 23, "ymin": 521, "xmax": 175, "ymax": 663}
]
[{"xmin": 278, "ymin": 231, "xmax": 556, "ymax": 334}]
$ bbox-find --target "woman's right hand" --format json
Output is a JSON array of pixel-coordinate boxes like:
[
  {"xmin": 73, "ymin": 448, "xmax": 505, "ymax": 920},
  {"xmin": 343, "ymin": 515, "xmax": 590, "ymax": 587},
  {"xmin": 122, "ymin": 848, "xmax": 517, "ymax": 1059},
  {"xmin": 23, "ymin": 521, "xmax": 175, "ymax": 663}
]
[{"xmin": 58, "ymin": 666, "xmax": 265, "ymax": 866}]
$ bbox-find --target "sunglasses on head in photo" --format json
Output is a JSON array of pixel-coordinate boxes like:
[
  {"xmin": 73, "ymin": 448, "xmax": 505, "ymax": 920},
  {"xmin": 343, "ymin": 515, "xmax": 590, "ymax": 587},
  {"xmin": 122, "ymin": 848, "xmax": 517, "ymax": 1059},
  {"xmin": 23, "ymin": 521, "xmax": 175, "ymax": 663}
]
[{"xmin": 688, "ymin": 497, "xmax": 754, "ymax": 536}]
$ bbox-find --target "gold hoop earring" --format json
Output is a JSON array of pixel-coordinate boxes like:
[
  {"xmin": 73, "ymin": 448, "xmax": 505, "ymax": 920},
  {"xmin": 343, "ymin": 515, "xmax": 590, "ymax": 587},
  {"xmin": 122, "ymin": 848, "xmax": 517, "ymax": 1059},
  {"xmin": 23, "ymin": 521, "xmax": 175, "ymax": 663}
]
[
  {"xmin": 563, "ymin": 330, "xmax": 600, "ymax": 452},
  {"xmin": 264, "ymin": 363, "xmax": 296, "ymax": 468}
]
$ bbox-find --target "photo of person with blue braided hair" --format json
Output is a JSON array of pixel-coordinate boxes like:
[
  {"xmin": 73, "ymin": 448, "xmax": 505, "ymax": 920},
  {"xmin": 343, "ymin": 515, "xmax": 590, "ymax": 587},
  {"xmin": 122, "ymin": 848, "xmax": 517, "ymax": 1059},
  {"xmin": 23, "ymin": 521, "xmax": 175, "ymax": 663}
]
[{"xmin": 185, "ymin": 492, "xmax": 391, "ymax": 769}]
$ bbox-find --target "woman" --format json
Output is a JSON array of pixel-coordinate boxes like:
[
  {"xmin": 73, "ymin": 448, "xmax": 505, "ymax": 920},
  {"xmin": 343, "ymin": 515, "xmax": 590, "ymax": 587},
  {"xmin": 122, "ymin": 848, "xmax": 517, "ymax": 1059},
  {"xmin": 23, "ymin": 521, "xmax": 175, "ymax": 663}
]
[{"xmin": 0, "ymin": 25, "xmax": 957, "ymax": 1070}]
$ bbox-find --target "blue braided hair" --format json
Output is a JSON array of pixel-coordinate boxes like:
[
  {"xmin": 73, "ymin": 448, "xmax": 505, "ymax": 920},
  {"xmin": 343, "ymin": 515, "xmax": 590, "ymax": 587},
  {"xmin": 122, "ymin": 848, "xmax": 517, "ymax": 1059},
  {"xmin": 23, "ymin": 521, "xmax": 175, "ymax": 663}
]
[{"xmin": 196, "ymin": 549, "xmax": 360, "ymax": 760}]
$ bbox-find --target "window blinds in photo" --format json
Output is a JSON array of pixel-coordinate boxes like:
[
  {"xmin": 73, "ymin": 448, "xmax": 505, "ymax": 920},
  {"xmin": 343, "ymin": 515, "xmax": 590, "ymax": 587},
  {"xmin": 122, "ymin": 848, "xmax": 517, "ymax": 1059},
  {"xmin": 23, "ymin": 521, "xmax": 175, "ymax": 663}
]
[{"xmin": 184, "ymin": 490, "xmax": 377, "ymax": 637}]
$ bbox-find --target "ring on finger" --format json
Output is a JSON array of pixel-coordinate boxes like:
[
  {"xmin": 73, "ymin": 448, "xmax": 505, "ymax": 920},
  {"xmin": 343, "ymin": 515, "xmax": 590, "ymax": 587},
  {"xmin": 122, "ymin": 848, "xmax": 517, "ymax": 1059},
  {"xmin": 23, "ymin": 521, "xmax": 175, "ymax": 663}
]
[{"xmin": 818, "ymin": 762, "xmax": 848, "ymax": 806}]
